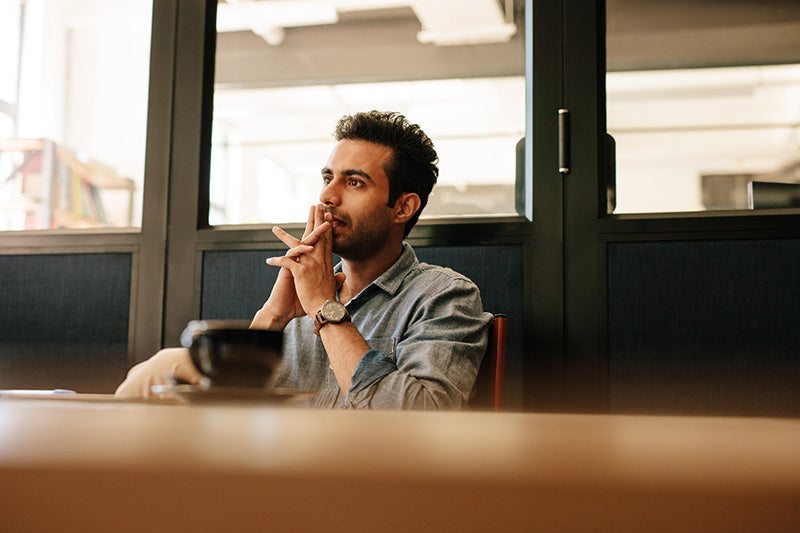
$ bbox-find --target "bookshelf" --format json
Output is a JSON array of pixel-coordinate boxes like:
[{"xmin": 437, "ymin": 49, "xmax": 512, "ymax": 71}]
[{"xmin": 0, "ymin": 138, "xmax": 135, "ymax": 229}]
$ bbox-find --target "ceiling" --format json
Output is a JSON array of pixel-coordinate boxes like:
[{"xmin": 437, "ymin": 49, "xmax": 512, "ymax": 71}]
[
  {"xmin": 215, "ymin": 0, "xmax": 525, "ymax": 89},
  {"xmin": 215, "ymin": 0, "xmax": 800, "ymax": 89}
]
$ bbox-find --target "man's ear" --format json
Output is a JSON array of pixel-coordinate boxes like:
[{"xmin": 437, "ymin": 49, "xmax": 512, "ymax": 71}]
[{"xmin": 392, "ymin": 192, "xmax": 421, "ymax": 224}]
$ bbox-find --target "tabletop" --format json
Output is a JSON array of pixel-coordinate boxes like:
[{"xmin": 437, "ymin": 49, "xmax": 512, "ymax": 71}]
[{"xmin": 1, "ymin": 396, "xmax": 799, "ymax": 532}]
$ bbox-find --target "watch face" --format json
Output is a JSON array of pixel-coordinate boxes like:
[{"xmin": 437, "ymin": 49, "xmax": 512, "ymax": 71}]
[{"xmin": 322, "ymin": 300, "xmax": 348, "ymax": 322}]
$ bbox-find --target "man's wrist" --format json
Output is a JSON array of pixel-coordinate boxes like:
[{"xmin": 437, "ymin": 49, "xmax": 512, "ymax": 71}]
[
  {"xmin": 251, "ymin": 306, "xmax": 291, "ymax": 331},
  {"xmin": 313, "ymin": 300, "xmax": 350, "ymax": 335}
]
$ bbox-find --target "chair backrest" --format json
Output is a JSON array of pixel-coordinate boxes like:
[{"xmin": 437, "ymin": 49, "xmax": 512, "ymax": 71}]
[{"xmin": 470, "ymin": 314, "xmax": 507, "ymax": 411}]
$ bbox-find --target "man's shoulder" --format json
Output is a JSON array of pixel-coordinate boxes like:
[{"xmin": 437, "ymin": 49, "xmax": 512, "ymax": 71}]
[
  {"xmin": 410, "ymin": 261, "xmax": 478, "ymax": 288},
  {"xmin": 381, "ymin": 244, "xmax": 480, "ymax": 297}
]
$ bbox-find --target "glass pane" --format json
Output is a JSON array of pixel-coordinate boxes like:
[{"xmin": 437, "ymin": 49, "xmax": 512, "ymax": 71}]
[
  {"xmin": 211, "ymin": 0, "xmax": 525, "ymax": 226},
  {"xmin": 0, "ymin": 0, "xmax": 151, "ymax": 231},
  {"xmin": 0, "ymin": 1, "xmax": 22, "ymax": 104},
  {"xmin": 606, "ymin": 1, "xmax": 800, "ymax": 214}
]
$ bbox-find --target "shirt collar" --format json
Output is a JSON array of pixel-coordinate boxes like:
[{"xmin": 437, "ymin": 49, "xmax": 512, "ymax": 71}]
[
  {"xmin": 334, "ymin": 242, "xmax": 419, "ymax": 299},
  {"xmin": 372, "ymin": 242, "xmax": 418, "ymax": 296}
]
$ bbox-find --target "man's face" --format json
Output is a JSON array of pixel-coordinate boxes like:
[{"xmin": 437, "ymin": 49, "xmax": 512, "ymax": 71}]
[{"xmin": 319, "ymin": 139, "xmax": 396, "ymax": 260}]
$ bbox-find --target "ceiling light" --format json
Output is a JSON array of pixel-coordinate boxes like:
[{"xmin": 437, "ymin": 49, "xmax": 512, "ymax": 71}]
[
  {"xmin": 412, "ymin": 0, "xmax": 516, "ymax": 46},
  {"xmin": 217, "ymin": 1, "xmax": 339, "ymax": 45}
]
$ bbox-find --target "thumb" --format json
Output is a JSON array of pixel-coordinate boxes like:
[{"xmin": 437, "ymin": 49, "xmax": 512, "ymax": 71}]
[{"xmin": 334, "ymin": 272, "xmax": 347, "ymax": 290}]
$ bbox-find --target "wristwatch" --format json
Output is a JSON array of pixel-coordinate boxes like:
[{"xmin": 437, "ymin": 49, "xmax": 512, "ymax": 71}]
[{"xmin": 313, "ymin": 300, "xmax": 350, "ymax": 335}]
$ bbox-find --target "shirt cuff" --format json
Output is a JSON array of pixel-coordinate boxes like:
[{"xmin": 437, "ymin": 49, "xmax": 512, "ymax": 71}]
[{"xmin": 344, "ymin": 349, "xmax": 397, "ymax": 408}]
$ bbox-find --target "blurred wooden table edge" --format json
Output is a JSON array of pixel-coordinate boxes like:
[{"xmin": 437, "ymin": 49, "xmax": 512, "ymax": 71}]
[{"xmin": 1, "ymin": 398, "xmax": 799, "ymax": 532}]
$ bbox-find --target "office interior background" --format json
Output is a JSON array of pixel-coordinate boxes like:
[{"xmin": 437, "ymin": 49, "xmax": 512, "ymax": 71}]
[{"xmin": 0, "ymin": 0, "xmax": 799, "ymax": 415}]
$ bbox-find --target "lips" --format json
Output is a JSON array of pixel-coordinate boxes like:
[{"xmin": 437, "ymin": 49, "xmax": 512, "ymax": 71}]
[
  {"xmin": 324, "ymin": 208, "xmax": 347, "ymax": 231},
  {"xmin": 330, "ymin": 218, "xmax": 347, "ymax": 237}
]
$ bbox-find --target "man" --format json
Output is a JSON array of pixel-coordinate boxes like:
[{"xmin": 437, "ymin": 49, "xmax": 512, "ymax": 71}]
[{"xmin": 116, "ymin": 110, "xmax": 492, "ymax": 409}]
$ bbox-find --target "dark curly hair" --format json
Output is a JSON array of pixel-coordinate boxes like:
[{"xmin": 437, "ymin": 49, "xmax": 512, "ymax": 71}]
[{"xmin": 334, "ymin": 110, "xmax": 438, "ymax": 237}]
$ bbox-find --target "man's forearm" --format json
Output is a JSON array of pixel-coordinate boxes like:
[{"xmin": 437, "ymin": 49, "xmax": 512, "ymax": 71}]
[
  {"xmin": 250, "ymin": 304, "xmax": 293, "ymax": 332},
  {"xmin": 318, "ymin": 321, "xmax": 371, "ymax": 394}
]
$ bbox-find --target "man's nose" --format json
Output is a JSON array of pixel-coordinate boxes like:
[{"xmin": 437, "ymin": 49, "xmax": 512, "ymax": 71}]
[{"xmin": 319, "ymin": 178, "xmax": 341, "ymax": 205}]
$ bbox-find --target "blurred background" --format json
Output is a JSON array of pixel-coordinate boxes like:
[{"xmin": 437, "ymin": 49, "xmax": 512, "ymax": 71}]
[{"xmin": 1, "ymin": 0, "xmax": 798, "ymax": 230}]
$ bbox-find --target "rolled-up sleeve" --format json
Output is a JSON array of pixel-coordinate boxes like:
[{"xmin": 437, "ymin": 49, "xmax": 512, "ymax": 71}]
[{"xmin": 344, "ymin": 276, "xmax": 492, "ymax": 410}]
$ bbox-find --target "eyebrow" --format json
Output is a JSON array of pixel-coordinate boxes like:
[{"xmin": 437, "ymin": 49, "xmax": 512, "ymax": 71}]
[{"xmin": 321, "ymin": 167, "xmax": 374, "ymax": 182}]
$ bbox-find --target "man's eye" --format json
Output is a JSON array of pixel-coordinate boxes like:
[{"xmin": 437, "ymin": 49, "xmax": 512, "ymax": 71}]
[
  {"xmin": 322, "ymin": 176, "xmax": 332, "ymax": 184},
  {"xmin": 348, "ymin": 178, "xmax": 361, "ymax": 187}
]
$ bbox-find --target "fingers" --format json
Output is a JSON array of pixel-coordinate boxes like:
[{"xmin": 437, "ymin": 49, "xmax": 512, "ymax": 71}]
[
  {"xmin": 272, "ymin": 225, "xmax": 301, "ymax": 248},
  {"xmin": 286, "ymin": 244, "xmax": 314, "ymax": 259},
  {"xmin": 302, "ymin": 204, "xmax": 315, "ymax": 240},
  {"xmin": 334, "ymin": 272, "xmax": 346, "ymax": 290},
  {"xmin": 265, "ymin": 244, "xmax": 315, "ymax": 267},
  {"xmin": 320, "ymin": 208, "xmax": 333, "ymax": 251},
  {"xmin": 315, "ymin": 203, "xmax": 325, "ymax": 229},
  {"xmin": 266, "ymin": 231, "xmax": 337, "ymax": 271},
  {"xmin": 276, "ymin": 204, "xmax": 323, "ymax": 247},
  {"xmin": 115, "ymin": 348, "xmax": 201, "ymax": 399},
  {"xmin": 266, "ymin": 254, "xmax": 300, "ymax": 269},
  {"xmin": 272, "ymin": 221, "xmax": 330, "ymax": 249},
  {"xmin": 302, "ymin": 221, "xmax": 331, "ymax": 246}
]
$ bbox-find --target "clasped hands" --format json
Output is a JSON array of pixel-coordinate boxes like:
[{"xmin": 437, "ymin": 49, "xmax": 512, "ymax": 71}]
[
  {"xmin": 116, "ymin": 205, "xmax": 346, "ymax": 399},
  {"xmin": 251, "ymin": 204, "xmax": 345, "ymax": 331}
]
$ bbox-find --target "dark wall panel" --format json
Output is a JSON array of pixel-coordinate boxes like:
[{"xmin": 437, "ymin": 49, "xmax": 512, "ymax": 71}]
[
  {"xmin": 0, "ymin": 253, "xmax": 132, "ymax": 393},
  {"xmin": 201, "ymin": 244, "xmax": 525, "ymax": 408},
  {"xmin": 608, "ymin": 239, "xmax": 800, "ymax": 417},
  {"xmin": 200, "ymin": 249, "xmax": 285, "ymax": 322}
]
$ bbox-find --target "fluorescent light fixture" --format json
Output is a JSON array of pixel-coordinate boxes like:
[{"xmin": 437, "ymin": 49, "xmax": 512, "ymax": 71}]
[
  {"xmin": 412, "ymin": 0, "xmax": 516, "ymax": 46},
  {"xmin": 217, "ymin": 1, "xmax": 339, "ymax": 44},
  {"xmin": 216, "ymin": 0, "xmax": 517, "ymax": 46}
]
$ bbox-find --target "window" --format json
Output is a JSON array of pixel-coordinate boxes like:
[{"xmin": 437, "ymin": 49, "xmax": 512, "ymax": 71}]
[
  {"xmin": 0, "ymin": 1, "xmax": 22, "ymax": 139},
  {"xmin": 606, "ymin": 0, "xmax": 800, "ymax": 214},
  {"xmin": 0, "ymin": 0, "xmax": 152, "ymax": 231},
  {"xmin": 210, "ymin": 0, "xmax": 526, "ymax": 226}
]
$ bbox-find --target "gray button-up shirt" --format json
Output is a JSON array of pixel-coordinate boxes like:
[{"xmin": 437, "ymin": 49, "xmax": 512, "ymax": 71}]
[{"xmin": 273, "ymin": 243, "xmax": 493, "ymax": 409}]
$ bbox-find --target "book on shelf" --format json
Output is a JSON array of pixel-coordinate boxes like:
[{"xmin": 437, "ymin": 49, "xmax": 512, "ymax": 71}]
[{"xmin": 1, "ymin": 138, "xmax": 131, "ymax": 228}]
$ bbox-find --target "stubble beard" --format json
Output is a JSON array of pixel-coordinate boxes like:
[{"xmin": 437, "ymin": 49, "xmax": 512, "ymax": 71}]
[{"xmin": 330, "ymin": 207, "xmax": 394, "ymax": 262}]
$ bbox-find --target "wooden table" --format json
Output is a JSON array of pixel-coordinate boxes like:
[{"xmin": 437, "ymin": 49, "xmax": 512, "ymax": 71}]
[{"xmin": 1, "ymin": 397, "xmax": 799, "ymax": 532}]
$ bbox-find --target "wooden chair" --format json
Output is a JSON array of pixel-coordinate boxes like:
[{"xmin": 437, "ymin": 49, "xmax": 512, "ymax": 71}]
[{"xmin": 470, "ymin": 314, "xmax": 507, "ymax": 411}]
